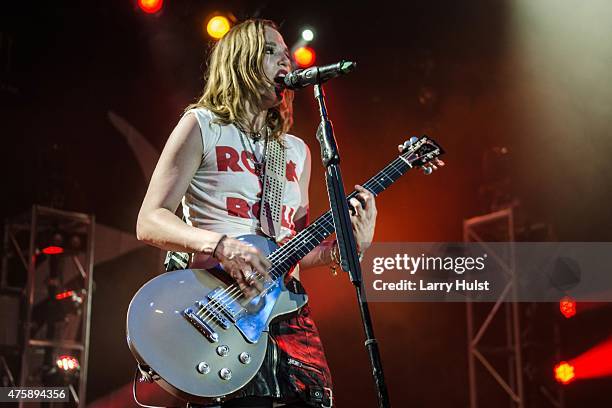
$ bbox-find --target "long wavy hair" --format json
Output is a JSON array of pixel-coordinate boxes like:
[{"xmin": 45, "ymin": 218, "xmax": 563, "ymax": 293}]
[{"xmin": 187, "ymin": 19, "xmax": 293, "ymax": 140}]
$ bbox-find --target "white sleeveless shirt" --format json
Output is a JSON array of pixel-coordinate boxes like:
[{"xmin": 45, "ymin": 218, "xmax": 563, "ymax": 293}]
[{"xmin": 181, "ymin": 108, "xmax": 308, "ymax": 246}]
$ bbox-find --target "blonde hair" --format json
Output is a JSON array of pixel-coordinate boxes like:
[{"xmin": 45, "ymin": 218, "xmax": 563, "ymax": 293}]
[{"xmin": 187, "ymin": 19, "xmax": 293, "ymax": 140}]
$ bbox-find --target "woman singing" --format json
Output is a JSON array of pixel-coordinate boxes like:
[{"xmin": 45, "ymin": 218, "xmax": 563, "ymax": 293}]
[{"xmin": 136, "ymin": 19, "xmax": 377, "ymax": 408}]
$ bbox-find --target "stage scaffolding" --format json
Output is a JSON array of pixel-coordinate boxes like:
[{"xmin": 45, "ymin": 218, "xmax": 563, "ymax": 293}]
[
  {"xmin": 464, "ymin": 208, "xmax": 524, "ymax": 408},
  {"xmin": 1, "ymin": 205, "xmax": 95, "ymax": 408},
  {"xmin": 463, "ymin": 207, "xmax": 566, "ymax": 408}
]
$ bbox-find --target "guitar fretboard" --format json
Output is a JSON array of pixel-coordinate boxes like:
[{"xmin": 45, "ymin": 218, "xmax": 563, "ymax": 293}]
[{"xmin": 267, "ymin": 155, "xmax": 413, "ymax": 279}]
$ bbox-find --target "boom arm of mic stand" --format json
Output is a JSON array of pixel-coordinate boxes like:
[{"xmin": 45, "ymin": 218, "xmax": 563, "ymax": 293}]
[{"xmin": 313, "ymin": 83, "xmax": 391, "ymax": 408}]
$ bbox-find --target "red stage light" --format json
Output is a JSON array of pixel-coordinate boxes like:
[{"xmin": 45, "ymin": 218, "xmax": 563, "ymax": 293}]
[
  {"xmin": 42, "ymin": 246, "xmax": 64, "ymax": 255},
  {"xmin": 56, "ymin": 355, "xmax": 80, "ymax": 371},
  {"xmin": 559, "ymin": 296, "xmax": 576, "ymax": 318},
  {"xmin": 138, "ymin": 0, "xmax": 163, "ymax": 14},
  {"xmin": 55, "ymin": 290, "xmax": 74, "ymax": 300},
  {"xmin": 554, "ymin": 361, "xmax": 575, "ymax": 385},
  {"xmin": 294, "ymin": 46, "xmax": 316, "ymax": 68},
  {"xmin": 570, "ymin": 338, "xmax": 612, "ymax": 380}
]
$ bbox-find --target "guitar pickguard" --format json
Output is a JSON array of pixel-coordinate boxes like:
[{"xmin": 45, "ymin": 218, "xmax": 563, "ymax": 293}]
[{"xmin": 234, "ymin": 277, "xmax": 283, "ymax": 343}]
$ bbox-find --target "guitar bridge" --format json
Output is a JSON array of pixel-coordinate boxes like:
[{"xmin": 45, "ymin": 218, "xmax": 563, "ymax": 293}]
[{"xmin": 183, "ymin": 308, "xmax": 219, "ymax": 343}]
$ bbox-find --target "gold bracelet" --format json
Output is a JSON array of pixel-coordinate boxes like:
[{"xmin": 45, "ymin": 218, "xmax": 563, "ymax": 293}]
[
  {"xmin": 329, "ymin": 240, "xmax": 366, "ymax": 275},
  {"xmin": 329, "ymin": 240, "xmax": 340, "ymax": 276}
]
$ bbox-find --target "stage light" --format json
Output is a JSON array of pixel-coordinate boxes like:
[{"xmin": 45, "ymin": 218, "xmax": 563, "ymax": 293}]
[
  {"xmin": 554, "ymin": 361, "xmax": 575, "ymax": 385},
  {"xmin": 40, "ymin": 231, "xmax": 65, "ymax": 255},
  {"xmin": 55, "ymin": 289, "xmax": 84, "ymax": 309},
  {"xmin": 207, "ymin": 16, "xmax": 231, "ymax": 40},
  {"xmin": 137, "ymin": 0, "xmax": 163, "ymax": 14},
  {"xmin": 55, "ymin": 290, "xmax": 74, "ymax": 300},
  {"xmin": 56, "ymin": 355, "xmax": 80, "ymax": 372},
  {"xmin": 42, "ymin": 246, "xmax": 64, "ymax": 255},
  {"xmin": 293, "ymin": 46, "xmax": 316, "ymax": 68},
  {"xmin": 43, "ymin": 354, "xmax": 81, "ymax": 385},
  {"xmin": 302, "ymin": 29, "xmax": 314, "ymax": 42},
  {"xmin": 570, "ymin": 338, "xmax": 612, "ymax": 380},
  {"xmin": 559, "ymin": 296, "xmax": 576, "ymax": 318}
]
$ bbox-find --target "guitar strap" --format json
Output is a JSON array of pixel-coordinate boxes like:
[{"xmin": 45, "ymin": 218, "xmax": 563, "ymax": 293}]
[
  {"xmin": 164, "ymin": 249, "xmax": 190, "ymax": 272},
  {"xmin": 164, "ymin": 210, "xmax": 190, "ymax": 272},
  {"xmin": 258, "ymin": 133, "xmax": 286, "ymax": 240}
]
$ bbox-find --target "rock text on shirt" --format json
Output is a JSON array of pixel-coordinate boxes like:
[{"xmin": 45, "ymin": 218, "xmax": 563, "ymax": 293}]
[{"xmin": 215, "ymin": 145, "xmax": 299, "ymax": 231}]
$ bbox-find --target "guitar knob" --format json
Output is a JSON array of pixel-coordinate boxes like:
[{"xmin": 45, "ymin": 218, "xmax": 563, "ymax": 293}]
[
  {"xmin": 239, "ymin": 352, "xmax": 251, "ymax": 364},
  {"xmin": 196, "ymin": 362, "xmax": 210, "ymax": 375},
  {"xmin": 219, "ymin": 368, "xmax": 232, "ymax": 381},
  {"xmin": 216, "ymin": 345, "xmax": 230, "ymax": 357}
]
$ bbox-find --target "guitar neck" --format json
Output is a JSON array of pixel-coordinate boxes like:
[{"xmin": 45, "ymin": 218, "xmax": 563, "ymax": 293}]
[{"xmin": 267, "ymin": 155, "xmax": 413, "ymax": 279}]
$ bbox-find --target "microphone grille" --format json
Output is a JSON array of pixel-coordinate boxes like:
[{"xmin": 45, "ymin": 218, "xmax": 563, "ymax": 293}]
[{"xmin": 339, "ymin": 60, "xmax": 356, "ymax": 74}]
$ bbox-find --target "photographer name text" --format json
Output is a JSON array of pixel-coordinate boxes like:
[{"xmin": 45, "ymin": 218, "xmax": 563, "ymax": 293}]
[{"xmin": 372, "ymin": 279, "xmax": 490, "ymax": 292}]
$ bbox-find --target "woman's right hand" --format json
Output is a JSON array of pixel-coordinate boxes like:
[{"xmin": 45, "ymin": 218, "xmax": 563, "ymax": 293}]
[{"xmin": 213, "ymin": 236, "xmax": 271, "ymax": 298}]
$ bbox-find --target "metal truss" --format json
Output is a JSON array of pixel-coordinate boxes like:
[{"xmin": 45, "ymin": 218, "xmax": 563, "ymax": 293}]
[
  {"xmin": 463, "ymin": 208, "xmax": 524, "ymax": 408},
  {"xmin": 2, "ymin": 205, "xmax": 95, "ymax": 408}
]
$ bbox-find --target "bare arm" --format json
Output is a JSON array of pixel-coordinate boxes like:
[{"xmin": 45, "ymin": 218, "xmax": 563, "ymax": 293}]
[
  {"xmin": 136, "ymin": 113, "xmax": 270, "ymax": 296},
  {"xmin": 136, "ymin": 113, "xmax": 221, "ymax": 254}
]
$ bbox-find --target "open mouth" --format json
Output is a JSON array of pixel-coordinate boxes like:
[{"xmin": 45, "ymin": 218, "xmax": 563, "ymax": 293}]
[
  {"xmin": 274, "ymin": 74, "xmax": 286, "ymax": 86},
  {"xmin": 275, "ymin": 70, "xmax": 289, "ymax": 84},
  {"xmin": 273, "ymin": 76, "xmax": 286, "ymax": 96}
]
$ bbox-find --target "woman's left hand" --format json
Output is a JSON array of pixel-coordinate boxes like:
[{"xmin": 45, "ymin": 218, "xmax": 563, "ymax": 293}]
[{"xmin": 349, "ymin": 185, "xmax": 377, "ymax": 254}]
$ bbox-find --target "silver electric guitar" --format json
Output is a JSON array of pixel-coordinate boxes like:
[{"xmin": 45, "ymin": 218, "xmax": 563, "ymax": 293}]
[{"xmin": 126, "ymin": 136, "xmax": 444, "ymax": 403}]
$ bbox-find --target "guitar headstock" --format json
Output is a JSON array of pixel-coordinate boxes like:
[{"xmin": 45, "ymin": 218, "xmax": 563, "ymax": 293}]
[{"xmin": 399, "ymin": 135, "xmax": 445, "ymax": 173}]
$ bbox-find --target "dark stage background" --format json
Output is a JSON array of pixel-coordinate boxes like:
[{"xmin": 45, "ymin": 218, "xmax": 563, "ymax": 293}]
[{"xmin": 1, "ymin": 1, "xmax": 612, "ymax": 406}]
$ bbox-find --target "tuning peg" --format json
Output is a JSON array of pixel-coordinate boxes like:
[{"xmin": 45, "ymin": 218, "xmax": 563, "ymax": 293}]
[
  {"xmin": 422, "ymin": 165, "xmax": 433, "ymax": 175},
  {"xmin": 406, "ymin": 136, "xmax": 419, "ymax": 148},
  {"xmin": 398, "ymin": 137, "xmax": 420, "ymax": 152}
]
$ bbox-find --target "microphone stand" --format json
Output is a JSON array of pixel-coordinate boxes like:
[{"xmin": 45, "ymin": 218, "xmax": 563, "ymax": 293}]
[{"xmin": 313, "ymin": 83, "xmax": 391, "ymax": 408}]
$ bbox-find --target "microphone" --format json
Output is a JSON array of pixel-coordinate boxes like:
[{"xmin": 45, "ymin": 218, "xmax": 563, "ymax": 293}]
[{"xmin": 280, "ymin": 60, "xmax": 356, "ymax": 90}]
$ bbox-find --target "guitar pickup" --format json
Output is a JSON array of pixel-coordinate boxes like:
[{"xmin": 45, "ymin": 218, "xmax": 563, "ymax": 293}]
[
  {"xmin": 195, "ymin": 298, "xmax": 231, "ymax": 329},
  {"xmin": 183, "ymin": 308, "xmax": 219, "ymax": 343},
  {"xmin": 205, "ymin": 287, "xmax": 245, "ymax": 323}
]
